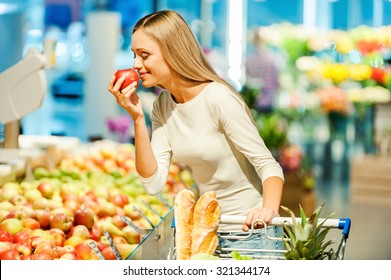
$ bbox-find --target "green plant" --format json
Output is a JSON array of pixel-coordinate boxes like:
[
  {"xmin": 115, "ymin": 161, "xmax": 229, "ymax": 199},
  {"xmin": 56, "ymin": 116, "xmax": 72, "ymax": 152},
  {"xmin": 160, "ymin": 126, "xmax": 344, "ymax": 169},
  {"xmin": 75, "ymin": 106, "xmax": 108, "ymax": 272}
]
[
  {"xmin": 281, "ymin": 203, "xmax": 335, "ymax": 260},
  {"xmin": 254, "ymin": 113, "xmax": 288, "ymax": 151}
]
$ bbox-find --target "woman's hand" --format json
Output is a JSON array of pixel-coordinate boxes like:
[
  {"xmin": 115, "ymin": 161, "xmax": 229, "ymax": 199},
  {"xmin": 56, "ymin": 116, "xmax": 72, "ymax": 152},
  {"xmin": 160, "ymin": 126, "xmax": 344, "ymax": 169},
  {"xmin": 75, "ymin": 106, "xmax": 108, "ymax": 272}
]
[
  {"xmin": 242, "ymin": 207, "xmax": 278, "ymax": 232},
  {"xmin": 107, "ymin": 75, "xmax": 143, "ymax": 120}
]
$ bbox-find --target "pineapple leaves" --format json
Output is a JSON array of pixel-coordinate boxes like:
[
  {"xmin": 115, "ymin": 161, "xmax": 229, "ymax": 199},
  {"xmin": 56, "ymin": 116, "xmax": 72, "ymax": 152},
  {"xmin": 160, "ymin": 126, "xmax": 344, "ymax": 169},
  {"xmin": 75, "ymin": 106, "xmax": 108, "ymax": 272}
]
[{"xmin": 280, "ymin": 202, "xmax": 335, "ymax": 260}]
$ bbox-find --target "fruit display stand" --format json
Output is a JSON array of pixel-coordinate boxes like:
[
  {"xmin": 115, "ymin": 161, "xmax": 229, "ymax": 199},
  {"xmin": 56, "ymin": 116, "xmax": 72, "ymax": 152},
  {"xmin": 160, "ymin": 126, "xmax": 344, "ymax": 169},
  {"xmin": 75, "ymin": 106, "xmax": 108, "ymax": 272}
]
[
  {"xmin": 126, "ymin": 208, "xmax": 175, "ymax": 260},
  {"xmin": 0, "ymin": 137, "xmax": 192, "ymax": 260}
]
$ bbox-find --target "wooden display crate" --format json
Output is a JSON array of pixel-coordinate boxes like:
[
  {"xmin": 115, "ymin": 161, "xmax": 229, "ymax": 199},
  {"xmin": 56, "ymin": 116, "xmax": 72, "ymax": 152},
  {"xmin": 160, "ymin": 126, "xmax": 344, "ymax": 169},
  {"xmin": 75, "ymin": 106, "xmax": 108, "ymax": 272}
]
[{"xmin": 350, "ymin": 154, "xmax": 391, "ymax": 205}]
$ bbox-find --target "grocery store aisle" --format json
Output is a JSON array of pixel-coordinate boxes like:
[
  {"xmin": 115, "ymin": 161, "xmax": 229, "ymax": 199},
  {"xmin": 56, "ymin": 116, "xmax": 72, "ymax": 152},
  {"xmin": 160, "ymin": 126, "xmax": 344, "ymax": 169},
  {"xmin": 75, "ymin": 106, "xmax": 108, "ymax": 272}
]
[
  {"xmin": 22, "ymin": 94, "xmax": 391, "ymax": 260},
  {"xmin": 316, "ymin": 177, "xmax": 391, "ymax": 260}
]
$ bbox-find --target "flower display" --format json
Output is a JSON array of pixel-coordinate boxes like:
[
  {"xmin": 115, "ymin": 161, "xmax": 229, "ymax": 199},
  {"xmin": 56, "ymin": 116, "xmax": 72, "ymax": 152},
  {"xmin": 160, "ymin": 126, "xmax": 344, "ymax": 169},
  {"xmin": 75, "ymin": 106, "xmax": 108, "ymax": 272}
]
[
  {"xmin": 106, "ymin": 115, "xmax": 132, "ymax": 143},
  {"xmin": 316, "ymin": 86, "xmax": 350, "ymax": 115}
]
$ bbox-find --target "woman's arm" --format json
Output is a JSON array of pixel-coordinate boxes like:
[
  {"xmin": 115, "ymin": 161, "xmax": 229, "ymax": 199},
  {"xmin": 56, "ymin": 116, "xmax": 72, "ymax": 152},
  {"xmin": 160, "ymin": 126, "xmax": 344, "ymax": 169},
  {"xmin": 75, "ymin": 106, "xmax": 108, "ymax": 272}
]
[
  {"xmin": 242, "ymin": 176, "xmax": 284, "ymax": 231},
  {"xmin": 133, "ymin": 115, "xmax": 157, "ymax": 178},
  {"xmin": 108, "ymin": 76, "xmax": 170, "ymax": 195},
  {"xmin": 208, "ymin": 84, "xmax": 284, "ymax": 230}
]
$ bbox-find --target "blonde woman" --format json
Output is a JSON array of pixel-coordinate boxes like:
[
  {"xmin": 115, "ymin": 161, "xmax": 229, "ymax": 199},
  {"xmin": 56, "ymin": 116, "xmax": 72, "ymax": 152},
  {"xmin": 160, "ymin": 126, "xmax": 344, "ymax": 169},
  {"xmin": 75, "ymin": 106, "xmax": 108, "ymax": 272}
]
[{"xmin": 108, "ymin": 10, "xmax": 285, "ymax": 258}]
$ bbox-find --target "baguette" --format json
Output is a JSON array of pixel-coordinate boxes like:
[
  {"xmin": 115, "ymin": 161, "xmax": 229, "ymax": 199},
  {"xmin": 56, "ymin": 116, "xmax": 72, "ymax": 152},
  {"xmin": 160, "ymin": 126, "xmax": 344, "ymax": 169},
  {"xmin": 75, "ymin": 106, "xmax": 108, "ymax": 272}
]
[
  {"xmin": 191, "ymin": 191, "xmax": 221, "ymax": 256},
  {"xmin": 174, "ymin": 189, "xmax": 196, "ymax": 260}
]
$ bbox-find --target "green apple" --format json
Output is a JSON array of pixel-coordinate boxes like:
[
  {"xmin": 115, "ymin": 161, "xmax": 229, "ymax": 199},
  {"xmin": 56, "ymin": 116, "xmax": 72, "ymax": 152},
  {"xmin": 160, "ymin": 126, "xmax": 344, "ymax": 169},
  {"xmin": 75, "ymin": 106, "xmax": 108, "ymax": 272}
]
[{"xmin": 0, "ymin": 218, "xmax": 23, "ymax": 235}]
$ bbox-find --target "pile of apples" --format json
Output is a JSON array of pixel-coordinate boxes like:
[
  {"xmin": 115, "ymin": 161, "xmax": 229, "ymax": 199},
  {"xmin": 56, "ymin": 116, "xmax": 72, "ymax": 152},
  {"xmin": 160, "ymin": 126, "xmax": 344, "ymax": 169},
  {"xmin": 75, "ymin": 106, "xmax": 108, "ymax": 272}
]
[{"xmin": 0, "ymin": 143, "xmax": 194, "ymax": 260}]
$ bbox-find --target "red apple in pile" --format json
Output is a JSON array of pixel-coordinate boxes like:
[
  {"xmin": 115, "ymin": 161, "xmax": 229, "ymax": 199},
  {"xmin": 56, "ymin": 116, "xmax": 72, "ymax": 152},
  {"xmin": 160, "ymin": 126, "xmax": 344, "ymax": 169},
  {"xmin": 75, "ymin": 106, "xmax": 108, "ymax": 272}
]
[
  {"xmin": 37, "ymin": 182, "xmax": 54, "ymax": 199},
  {"xmin": 13, "ymin": 242, "xmax": 32, "ymax": 256},
  {"xmin": 110, "ymin": 193, "xmax": 129, "ymax": 208},
  {"xmin": 13, "ymin": 231, "xmax": 30, "ymax": 244},
  {"xmin": 73, "ymin": 207, "xmax": 96, "ymax": 229},
  {"xmin": 114, "ymin": 68, "xmax": 139, "ymax": 91},
  {"xmin": 48, "ymin": 228, "xmax": 66, "ymax": 247},
  {"xmin": 22, "ymin": 217, "xmax": 41, "ymax": 230},
  {"xmin": 68, "ymin": 225, "xmax": 91, "ymax": 241},
  {"xmin": 0, "ymin": 229, "xmax": 13, "ymax": 243},
  {"xmin": 50, "ymin": 213, "xmax": 73, "ymax": 233},
  {"xmin": 0, "ymin": 248, "xmax": 21, "ymax": 260},
  {"xmin": 31, "ymin": 209, "xmax": 51, "ymax": 229}
]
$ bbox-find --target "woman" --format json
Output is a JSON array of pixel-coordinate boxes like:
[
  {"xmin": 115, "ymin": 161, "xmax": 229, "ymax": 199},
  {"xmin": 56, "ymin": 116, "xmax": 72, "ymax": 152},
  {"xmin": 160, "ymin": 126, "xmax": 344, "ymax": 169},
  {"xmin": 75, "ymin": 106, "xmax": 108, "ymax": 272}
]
[{"xmin": 108, "ymin": 10, "xmax": 285, "ymax": 257}]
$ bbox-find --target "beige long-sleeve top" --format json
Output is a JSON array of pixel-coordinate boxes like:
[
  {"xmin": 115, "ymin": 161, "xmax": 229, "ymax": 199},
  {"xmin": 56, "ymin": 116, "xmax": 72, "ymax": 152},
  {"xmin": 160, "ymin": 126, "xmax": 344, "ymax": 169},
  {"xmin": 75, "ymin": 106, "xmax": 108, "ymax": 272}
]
[{"xmin": 139, "ymin": 82, "xmax": 284, "ymax": 232}]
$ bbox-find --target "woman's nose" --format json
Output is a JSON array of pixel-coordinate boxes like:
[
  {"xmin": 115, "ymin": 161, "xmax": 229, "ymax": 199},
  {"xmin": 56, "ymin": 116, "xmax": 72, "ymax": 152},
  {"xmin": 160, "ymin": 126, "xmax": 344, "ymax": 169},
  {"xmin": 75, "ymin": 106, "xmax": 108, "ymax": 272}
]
[{"xmin": 133, "ymin": 58, "xmax": 142, "ymax": 70}]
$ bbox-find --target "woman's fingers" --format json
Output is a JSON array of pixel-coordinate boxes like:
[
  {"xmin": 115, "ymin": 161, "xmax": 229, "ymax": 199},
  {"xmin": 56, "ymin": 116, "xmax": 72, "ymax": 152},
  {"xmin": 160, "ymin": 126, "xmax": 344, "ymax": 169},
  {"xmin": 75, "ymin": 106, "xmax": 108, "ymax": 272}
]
[
  {"xmin": 122, "ymin": 81, "xmax": 138, "ymax": 96},
  {"xmin": 113, "ymin": 76, "xmax": 125, "ymax": 93},
  {"xmin": 242, "ymin": 208, "xmax": 277, "ymax": 232}
]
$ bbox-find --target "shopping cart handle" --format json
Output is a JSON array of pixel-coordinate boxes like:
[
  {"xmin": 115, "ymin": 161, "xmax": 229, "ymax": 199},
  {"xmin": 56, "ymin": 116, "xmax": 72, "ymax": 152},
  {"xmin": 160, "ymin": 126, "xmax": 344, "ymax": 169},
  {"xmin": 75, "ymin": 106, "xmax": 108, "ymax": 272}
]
[{"xmin": 220, "ymin": 215, "xmax": 351, "ymax": 236}]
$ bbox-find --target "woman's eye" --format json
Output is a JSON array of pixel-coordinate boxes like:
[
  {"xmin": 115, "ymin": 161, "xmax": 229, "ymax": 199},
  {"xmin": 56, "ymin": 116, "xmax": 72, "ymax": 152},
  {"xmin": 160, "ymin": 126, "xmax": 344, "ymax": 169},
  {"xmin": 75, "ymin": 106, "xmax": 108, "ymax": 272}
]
[{"xmin": 141, "ymin": 53, "xmax": 149, "ymax": 60}]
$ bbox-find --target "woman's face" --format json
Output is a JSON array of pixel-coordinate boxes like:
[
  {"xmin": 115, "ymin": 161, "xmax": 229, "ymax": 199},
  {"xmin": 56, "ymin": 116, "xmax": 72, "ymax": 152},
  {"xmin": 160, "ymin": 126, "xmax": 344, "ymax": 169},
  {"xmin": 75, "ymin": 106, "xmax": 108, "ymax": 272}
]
[{"xmin": 131, "ymin": 29, "xmax": 171, "ymax": 88}]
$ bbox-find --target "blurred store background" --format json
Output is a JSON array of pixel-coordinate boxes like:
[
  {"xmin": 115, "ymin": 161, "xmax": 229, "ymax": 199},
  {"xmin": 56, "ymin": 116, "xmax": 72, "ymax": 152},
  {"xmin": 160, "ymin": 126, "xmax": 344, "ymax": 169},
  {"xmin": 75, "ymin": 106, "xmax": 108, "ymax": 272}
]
[{"xmin": 1, "ymin": 0, "xmax": 391, "ymax": 260}]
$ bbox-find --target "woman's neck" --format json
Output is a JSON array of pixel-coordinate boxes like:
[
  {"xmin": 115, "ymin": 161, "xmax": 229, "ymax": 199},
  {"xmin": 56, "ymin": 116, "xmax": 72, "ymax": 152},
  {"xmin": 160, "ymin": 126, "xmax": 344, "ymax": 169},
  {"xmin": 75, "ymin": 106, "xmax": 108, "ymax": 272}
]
[{"xmin": 165, "ymin": 80, "xmax": 210, "ymax": 104}]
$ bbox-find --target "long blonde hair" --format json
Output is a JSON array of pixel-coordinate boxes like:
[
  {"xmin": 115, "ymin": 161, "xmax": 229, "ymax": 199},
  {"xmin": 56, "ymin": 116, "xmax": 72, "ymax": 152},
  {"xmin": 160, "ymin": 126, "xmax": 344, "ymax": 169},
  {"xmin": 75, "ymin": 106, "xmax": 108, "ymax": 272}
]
[{"xmin": 132, "ymin": 10, "xmax": 254, "ymax": 122}]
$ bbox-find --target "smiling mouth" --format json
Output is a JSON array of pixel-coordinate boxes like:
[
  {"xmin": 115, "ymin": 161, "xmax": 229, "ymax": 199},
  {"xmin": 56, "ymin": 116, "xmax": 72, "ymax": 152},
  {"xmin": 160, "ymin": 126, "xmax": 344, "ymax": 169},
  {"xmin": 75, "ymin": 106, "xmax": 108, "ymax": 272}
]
[{"xmin": 139, "ymin": 72, "xmax": 150, "ymax": 79}]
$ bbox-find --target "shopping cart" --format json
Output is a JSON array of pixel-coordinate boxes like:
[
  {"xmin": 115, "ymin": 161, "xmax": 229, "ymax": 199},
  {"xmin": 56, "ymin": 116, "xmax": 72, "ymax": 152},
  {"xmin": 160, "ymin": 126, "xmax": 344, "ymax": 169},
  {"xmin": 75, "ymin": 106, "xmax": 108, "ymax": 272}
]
[
  {"xmin": 169, "ymin": 214, "xmax": 351, "ymax": 260},
  {"xmin": 216, "ymin": 215, "xmax": 351, "ymax": 260}
]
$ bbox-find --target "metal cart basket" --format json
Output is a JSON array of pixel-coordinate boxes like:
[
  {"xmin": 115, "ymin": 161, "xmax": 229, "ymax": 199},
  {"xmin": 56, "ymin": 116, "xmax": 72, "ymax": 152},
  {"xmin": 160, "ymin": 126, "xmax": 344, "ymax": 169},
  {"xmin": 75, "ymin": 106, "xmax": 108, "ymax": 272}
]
[
  {"xmin": 124, "ymin": 212, "xmax": 351, "ymax": 260},
  {"xmin": 215, "ymin": 215, "xmax": 351, "ymax": 260}
]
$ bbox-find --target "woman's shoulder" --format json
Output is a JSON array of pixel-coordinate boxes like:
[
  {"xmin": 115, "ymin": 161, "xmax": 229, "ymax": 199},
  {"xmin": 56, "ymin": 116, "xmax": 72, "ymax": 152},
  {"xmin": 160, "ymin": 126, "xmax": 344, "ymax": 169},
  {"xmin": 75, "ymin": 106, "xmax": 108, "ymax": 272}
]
[
  {"xmin": 205, "ymin": 82, "xmax": 235, "ymax": 101},
  {"xmin": 206, "ymin": 82, "xmax": 244, "ymax": 106}
]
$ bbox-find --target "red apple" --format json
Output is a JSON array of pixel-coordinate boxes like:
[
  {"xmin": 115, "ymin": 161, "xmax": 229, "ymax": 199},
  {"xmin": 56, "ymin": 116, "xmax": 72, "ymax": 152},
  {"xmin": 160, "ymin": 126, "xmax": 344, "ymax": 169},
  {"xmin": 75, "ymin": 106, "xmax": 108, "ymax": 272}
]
[
  {"xmin": 0, "ymin": 218, "xmax": 23, "ymax": 235},
  {"xmin": 114, "ymin": 68, "xmax": 139, "ymax": 91},
  {"xmin": 121, "ymin": 225, "xmax": 141, "ymax": 244},
  {"xmin": 30, "ymin": 236, "xmax": 45, "ymax": 249},
  {"xmin": 37, "ymin": 182, "xmax": 54, "ymax": 199},
  {"xmin": 22, "ymin": 217, "xmax": 41, "ymax": 230},
  {"xmin": 62, "ymin": 193, "xmax": 79, "ymax": 202},
  {"xmin": 117, "ymin": 243, "xmax": 137, "ymax": 259},
  {"xmin": 63, "ymin": 199, "xmax": 80, "ymax": 213},
  {"xmin": 112, "ymin": 235, "xmax": 128, "ymax": 246},
  {"xmin": 31, "ymin": 253, "xmax": 54, "ymax": 260},
  {"xmin": 110, "ymin": 193, "xmax": 129, "ymax": 208},
  {"xmin": 59, "ymin": 252, "xmax": 78, "ymax": 260},
  {"xmin": 97, "ymin": 202, "xmax": 117, "ymax": 218},
  {"xmin": 48, "ymin": 228, "xmax": 66, "ymax": 247},
  {"xmin": 34, "ymin": 239, "xmax": 57, "ymax": 258},
  {"xmin": 21, "ymin": 254, "xmax": 33, "ymax": 260},
  {"xmin": 0, "ymin": 229, "xmax": 13, "ymax": 243},
  {"xmin": 50, "ymin": 213, "xmax": 73, "ymax": 232},
  {"xmin": 123, "ymin": 204, "xmax": 142, "ymax": 220},
  {"xmin": 58, "ymin": 245, "xmax": 77, "ymax": 257},
  {"xmin": 89, "ymin": 223, "xmax": 100, "ymax": 241},
  {"xmin": 73, "ymin": 207, "xmax": 95, "ymax": 229},
  {"xmin": 4, "ymin": 209, "xmax": 28, "ymax": 221},
  {"xmin": 31, "ymin": 209, "xmax": 51, "ymax": 229},
  {"xmin": 13, "ymin": 231, "xmax": 30, "ymax": 244},
  {"xmin": 0, "ymin": 248, "xmax": 21, "ymax": 260},
  {"xmin": 68, "ymin": 225, "xmax": 91, "ymax": 241},
  {"xmin": 111, "ymin": 215, "xmax": 127, "ymax": 229},
  {"xmin": 101, "ymin": 246, "xmax": 117, "ymax": 260},
  {"xmin": 14, "ymin": 242, "xmax": 32, "ymax": 256},
  {"xmin": 75, "ymin": 242, "xmax": 95, "ymax": 260},
  {"xmin": 0, "ymin": 241, "xmax": 13, "ymax": 254}
]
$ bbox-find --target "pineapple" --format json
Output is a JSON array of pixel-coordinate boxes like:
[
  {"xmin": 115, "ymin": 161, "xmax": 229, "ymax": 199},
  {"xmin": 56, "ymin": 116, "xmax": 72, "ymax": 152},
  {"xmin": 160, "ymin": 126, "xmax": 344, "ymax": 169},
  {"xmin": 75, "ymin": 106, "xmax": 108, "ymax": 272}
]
[{"xmin": 281, "ymin": 203, "xmax": 335, "ymax": 260}]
